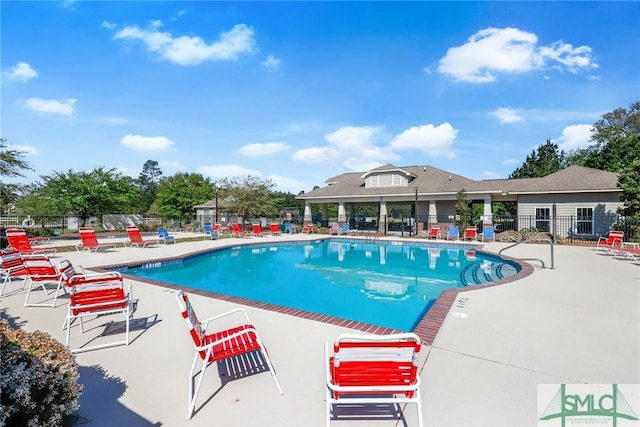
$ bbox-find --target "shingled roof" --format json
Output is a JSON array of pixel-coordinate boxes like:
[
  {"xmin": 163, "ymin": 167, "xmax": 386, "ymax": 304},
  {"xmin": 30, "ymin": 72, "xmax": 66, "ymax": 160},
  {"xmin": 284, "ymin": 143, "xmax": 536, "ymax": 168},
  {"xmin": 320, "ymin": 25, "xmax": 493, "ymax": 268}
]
[{"xmin": 299, "ymin": 164, "xmax": 620, "ymax": 200}]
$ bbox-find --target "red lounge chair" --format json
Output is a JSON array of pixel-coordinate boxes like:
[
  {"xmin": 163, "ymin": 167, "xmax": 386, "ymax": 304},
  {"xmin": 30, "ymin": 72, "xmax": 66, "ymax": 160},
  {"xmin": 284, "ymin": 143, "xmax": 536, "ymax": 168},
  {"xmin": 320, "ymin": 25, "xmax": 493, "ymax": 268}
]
[
  {"xmin": 595, "ymin": 230, "xmax": 624, "ymax": 254},
  {"xmin": 426, "ymin": 226, "xmax": 440, "ymax": 239},
  {"xmin": 251, "ymin": 223, "xmax": 264, "ymax": 237},
  {"xmin": 269, "ymin": 223, "xmax": 282, "ymax": 235},
  {"xmin": 324, "ymin": 333, "xmax": 423, "ymax": 427},
  {"xmin": 23, "ymin": 255, "xmax": 63, "ymax": 308},
  {"xmin": 302, "ymin": 224, "xmax": 314, "ymax": 234},
  {"xmin": 58, "ymin": 259, "xmax": 124, "ymax": 291},
  {"xmin": 175, "ymin": 290, "xmax": 283, "ymax": 419},
  {"xmin": 76, "ymin": 227, "xmax": 117, "ymax": 252},
  {"xmin": 125, "ymin": 226, "xmax": 156, "ymax": 247},
  {"xmin": 64, "ymin": 279, "xmax": 133, "ymax": 353},
  {"xmin": 231, "ymin": 223, "xmax": 248, "ymax": 238},
  {"xmin": 464, "ymin": 226, "xmax": 478, "ymax": 241},
  {"xmin": 5, "ymin": 228, "xmax": 57, "ymax": 256},
  {"xmin": 617, "ymin": 243, "xmax": 640, "ymax": 261},
  {"xmin": 0, "ymin": 249, "xmax": 30, "ymax": 296}
]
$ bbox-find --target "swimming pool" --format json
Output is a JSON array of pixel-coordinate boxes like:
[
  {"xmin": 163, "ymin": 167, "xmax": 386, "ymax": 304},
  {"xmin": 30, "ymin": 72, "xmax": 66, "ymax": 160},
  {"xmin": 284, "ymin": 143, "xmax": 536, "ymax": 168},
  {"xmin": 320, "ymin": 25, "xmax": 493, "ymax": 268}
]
[{"xmin": 119, "ymin": 239, "xmax": 519, "ymax": 331}]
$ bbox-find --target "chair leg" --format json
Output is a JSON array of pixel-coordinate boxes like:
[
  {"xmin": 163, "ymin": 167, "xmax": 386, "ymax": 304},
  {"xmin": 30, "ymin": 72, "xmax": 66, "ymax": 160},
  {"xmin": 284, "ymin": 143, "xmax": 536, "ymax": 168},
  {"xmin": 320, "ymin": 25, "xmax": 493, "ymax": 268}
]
[
  {"xmin": 415, "ymin": 389, "xmax": 424, "ymax": 427},
  {"xmin": 65, "ymin": 311, "xmax": 73, "ymax": 347},
  {"xmin": 0, "ymin": 275, "xmax": 20, "ymax": 296},
  {"xmin": 187, "ymin": 352, "xmax": 211, "ymax": 420},
  {"xmin": 325, "ymin": 386, "xmax": 332, "ymax": 427},
  {"xmin": 24, "ymin": 280, "xmax": 62, "ymax": 308},
  {"xmin": 254, "ymin": 335, "xmax": 284, "ymax": 395}
]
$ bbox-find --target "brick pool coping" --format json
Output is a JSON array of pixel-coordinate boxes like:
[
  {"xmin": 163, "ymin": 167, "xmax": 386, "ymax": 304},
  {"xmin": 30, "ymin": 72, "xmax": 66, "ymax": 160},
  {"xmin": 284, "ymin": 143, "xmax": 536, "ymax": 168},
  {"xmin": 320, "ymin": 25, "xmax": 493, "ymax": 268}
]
[{"xmin": 96, "ymin": 239, "xmax": 535, "ymax": 346}]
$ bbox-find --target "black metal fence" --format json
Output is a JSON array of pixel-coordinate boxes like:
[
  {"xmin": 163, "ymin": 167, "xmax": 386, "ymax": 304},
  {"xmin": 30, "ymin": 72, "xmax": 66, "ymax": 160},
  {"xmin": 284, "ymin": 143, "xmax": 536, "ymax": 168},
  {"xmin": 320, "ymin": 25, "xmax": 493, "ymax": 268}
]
[
  {"xmin": 312, "ymin": 213, "xmax": 640, "ymax": 244},
  {"xmin": 1, "ymin": 212, "xmax": 638, "ymax": 244}
]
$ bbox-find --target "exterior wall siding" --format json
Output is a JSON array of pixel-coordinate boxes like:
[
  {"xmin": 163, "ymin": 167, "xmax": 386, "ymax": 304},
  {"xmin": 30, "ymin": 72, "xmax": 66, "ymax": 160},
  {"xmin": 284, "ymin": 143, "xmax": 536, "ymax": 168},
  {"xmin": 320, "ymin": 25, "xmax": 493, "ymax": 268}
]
[{"xmin": 517, "ymin": 192, "xmax": 622, "ymax": 237}]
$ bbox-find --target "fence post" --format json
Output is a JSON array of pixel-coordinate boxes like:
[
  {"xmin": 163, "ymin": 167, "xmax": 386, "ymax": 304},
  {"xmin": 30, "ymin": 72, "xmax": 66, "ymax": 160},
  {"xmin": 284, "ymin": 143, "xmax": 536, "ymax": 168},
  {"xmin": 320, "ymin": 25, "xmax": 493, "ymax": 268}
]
[{"xmin": 552, "ymin": 203, "xmax": 557, "ymax": 244}]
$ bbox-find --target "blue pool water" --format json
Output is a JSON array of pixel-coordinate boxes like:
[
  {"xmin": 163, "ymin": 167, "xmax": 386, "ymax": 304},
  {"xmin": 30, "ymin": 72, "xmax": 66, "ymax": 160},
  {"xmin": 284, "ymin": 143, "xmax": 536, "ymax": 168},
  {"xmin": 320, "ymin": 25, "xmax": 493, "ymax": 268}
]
[{"xmin": 121, "ymin": 239, "xmax": 519, "ymax": 331}]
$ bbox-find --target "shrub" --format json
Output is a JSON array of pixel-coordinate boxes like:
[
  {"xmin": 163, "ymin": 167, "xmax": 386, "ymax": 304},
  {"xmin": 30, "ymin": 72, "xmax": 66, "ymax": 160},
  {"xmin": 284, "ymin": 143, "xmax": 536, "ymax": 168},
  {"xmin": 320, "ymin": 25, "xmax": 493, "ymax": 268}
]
[{"xmin": 0, "ymin": 320, "xmax": 83, "ymax": 426}]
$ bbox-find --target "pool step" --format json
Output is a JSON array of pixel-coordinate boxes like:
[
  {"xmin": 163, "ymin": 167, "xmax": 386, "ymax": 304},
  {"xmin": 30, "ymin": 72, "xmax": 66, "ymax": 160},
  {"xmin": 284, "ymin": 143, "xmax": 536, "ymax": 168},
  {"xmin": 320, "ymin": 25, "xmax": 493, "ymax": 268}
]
[{"xmin": 460, "ymin": 261, "xmax": 518, "ymax": 286}]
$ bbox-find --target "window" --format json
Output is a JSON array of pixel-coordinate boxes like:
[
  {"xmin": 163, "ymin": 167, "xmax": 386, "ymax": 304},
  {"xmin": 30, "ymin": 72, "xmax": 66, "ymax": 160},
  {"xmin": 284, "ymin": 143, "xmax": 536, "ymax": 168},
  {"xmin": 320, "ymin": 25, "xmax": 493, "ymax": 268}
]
[
  {"xmin": 575, "ymin": 207, "xmax": 593, "ymax": 235},
  {"xmin": 535, "ymin": 208, "xmax": 550, "ymax": 232},
  {"xmin": 366, "ymin": 173, "xmax": 405, "ymax": 188}
]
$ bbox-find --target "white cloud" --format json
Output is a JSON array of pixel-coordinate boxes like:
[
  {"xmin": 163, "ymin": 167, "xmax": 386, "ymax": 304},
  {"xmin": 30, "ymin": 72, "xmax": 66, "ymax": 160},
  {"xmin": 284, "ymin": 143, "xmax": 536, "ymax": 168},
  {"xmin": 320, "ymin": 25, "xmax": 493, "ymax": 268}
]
[
  {"xmin": 343, "ymin": 159, "xmax": 384, "ymax": 171},
  {"xmin": 266, "ymin": 174, "xmax": 310, "ymax": 193},
  {"xmin": 482, "ymin": 170, "xmax": 502, "ymax": 179},
  {"xmin": 261, "ymin": 55, "xmax": 281, "ymax": 70},
  {"xmin": 389, "ymin": 123, "xmax": 458, "ymax": 158},
  {"xmin": 293, "ymin": 126, "xmax": 399, "ymax": 171},
  {"xmin": 491, "ymin": 107, "xmax": 524, "ymax": 124},
  {"xmin": 112, "ymin": 21, "xmax": 256, "ymax": 65},
  {"xmin": 554, "ymin": 124, "xmax": 593, "ymax": 151},
  {"xmin": 197, "ymin": 164, "xmax": 262, "ymax": 179},
  {"xmin": 159, "ymin": 160, "xmax": 184, "ymax": 171},
  {"xmin": 4, "ymin": 62, "xmax": 38, "ymax": 83},
  {"xmin": 502, "ymin": 158, "xmax": 520, "ymax": 165},
  {"xmin": 100, "ymin": 20, "xmax": 116, "ymax": 30},
  {"xmin": 537, "ymin": 41, "xmax": 598, "ymax": 73},
  {"xmin": 60, "ymin": 0, "xmax": 77, "ymax": 9},
  {"xmin": 236, "ymin": 141, "xmax": 292, "ymax": 156},
  {"xmin": 24, "ymin": 97, "xmax": 76, "ymax": 116},
  {"xmin": 437, "ymin": 27, "xmax": 596, "ymax": 83},
  {"xmin": 114, "ymin": 166, "xmax": 133, "ymax": 177},
  {"xmin": 120, "ymin": 134, "xmax": 175, "ymax": 151},
  {"xmin": 292, "ymin": 146, "xmax": 333, "ymax": 163}
]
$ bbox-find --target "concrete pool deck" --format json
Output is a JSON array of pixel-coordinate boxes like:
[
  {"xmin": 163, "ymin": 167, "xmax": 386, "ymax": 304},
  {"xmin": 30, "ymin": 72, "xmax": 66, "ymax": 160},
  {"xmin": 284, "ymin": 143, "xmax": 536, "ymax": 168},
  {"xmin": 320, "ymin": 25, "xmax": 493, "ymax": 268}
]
[{"xmin": 1, "ymin": 232, "xmax": 639, "ymax": 426}]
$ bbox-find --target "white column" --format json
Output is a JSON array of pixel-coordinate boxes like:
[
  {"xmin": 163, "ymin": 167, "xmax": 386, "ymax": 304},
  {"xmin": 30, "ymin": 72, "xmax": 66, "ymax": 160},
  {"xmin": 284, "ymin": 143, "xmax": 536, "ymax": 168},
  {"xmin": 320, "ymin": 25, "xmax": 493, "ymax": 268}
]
[
  {"xmin": 338, "ymin": 202, "xmax": 346, "ymax": 223},
  {"xmin": 379, "ymin": 201, "xmax": 387, "ymax": 232},
  {"xmin": 428, "ymin": 200, "xmax": 437, "ymax": 221},
  {"xmin": 304, "ymin": 203, "xmax": 312, "ymax": 223},
  {"xmin": 483, "ymin": 197, "xmax": 493, "ymax": 224}
]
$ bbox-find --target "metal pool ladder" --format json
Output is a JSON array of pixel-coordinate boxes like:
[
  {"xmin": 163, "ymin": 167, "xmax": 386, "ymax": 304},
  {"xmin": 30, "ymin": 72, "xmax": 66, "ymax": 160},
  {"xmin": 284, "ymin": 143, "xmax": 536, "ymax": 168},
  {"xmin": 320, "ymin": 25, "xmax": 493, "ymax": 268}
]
[{"xmin": 498, "ymin": 236, "xmax": 555, "ymax": 269}]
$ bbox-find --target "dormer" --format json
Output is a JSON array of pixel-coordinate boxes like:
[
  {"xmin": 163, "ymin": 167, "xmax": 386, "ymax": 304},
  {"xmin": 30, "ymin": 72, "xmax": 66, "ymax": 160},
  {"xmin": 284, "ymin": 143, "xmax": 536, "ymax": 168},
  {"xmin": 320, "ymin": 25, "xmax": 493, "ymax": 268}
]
[{"xmin": 360, "ymin": 164, "xmax": 416, "ymax": 189}]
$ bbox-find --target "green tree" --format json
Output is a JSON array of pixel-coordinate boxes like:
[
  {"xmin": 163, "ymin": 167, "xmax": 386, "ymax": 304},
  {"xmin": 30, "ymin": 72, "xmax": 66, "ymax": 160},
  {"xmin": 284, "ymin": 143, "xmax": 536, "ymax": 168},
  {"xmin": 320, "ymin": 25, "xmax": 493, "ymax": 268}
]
[
  {"xmin": 509, "ymin": 139, "xmax": 567, "ymax": 178},
  {"xmin": 38, "ymin": 167, "xmax": 138, "ymax": 226},
  {"xmin": 272, "ymin": 191, "xmax": 303, "ymax": 216},
  {"xmin": 567, "ymin": 101, "xmax": 640, "ymax": 217},
  {"xmin": 218, "ymin": 175, "xmax": 275, "ymax": 222},
  {"xmin": 567, "ymin": 101, "xmax": 640, "ymax": 172},
  {"xmin": 618, "ymin": 159, "xmax": 640, "ymax": 217},
  {"xmin": 135, "ymin": 160, "xmax": 163, "ymax": 213},
  {"xmin": 0, "ymin": 138, "xmax": 32, "ymax": 210},
  {"xmin": 155, "ymin": 172, "xmax": 214, "ymax": 219},
  {"xmin": 455, "ymin": 189, "xmax": 472, "ymax": 227}
]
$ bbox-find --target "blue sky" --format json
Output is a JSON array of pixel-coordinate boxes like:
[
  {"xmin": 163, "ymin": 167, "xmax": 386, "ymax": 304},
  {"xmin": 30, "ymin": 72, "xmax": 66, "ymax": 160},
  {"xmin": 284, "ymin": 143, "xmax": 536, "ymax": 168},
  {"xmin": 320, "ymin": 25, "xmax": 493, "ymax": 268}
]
[{"xmin": 2, "ymin": 1, "xmax": 639, "ymax": 194}]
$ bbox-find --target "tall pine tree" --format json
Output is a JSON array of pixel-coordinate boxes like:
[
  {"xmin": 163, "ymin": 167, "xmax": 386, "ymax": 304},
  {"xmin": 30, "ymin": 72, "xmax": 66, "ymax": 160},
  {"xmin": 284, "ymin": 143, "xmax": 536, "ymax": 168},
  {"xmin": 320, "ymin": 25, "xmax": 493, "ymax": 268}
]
[{"xmin": 509, "ymin": 139, "xmax": 566, "ymax": 179}]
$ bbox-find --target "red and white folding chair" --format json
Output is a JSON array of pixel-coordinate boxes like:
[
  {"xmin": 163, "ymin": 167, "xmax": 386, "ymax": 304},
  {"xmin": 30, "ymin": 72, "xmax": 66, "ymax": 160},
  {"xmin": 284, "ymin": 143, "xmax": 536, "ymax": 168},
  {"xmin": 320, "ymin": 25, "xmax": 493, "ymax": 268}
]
[
  {"xmin": 176, "ymin": 290, "xmax": 283, "ymax": 419},
  {"xmin": 324, "ymin": 332, "xmax": 423, "ymax": 427},
  {"xmin": 1, "ymin": 249, "xmax": 30, "ymax": 296},
  {"xmin": 64, "ymin": 279, "xmax": 132, "ymax": 353},
  {"xmin": 23, "ymin": 255, "xmax": 64, "ymax": 308}
]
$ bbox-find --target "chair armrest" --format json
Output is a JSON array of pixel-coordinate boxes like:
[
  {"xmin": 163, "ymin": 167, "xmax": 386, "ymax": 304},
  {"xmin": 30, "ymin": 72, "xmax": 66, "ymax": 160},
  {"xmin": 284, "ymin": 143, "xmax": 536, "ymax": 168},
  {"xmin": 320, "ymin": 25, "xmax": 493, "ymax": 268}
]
[{"xmin": 200, "ymin": 307, "xmax": 252, "ymax": 327}]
